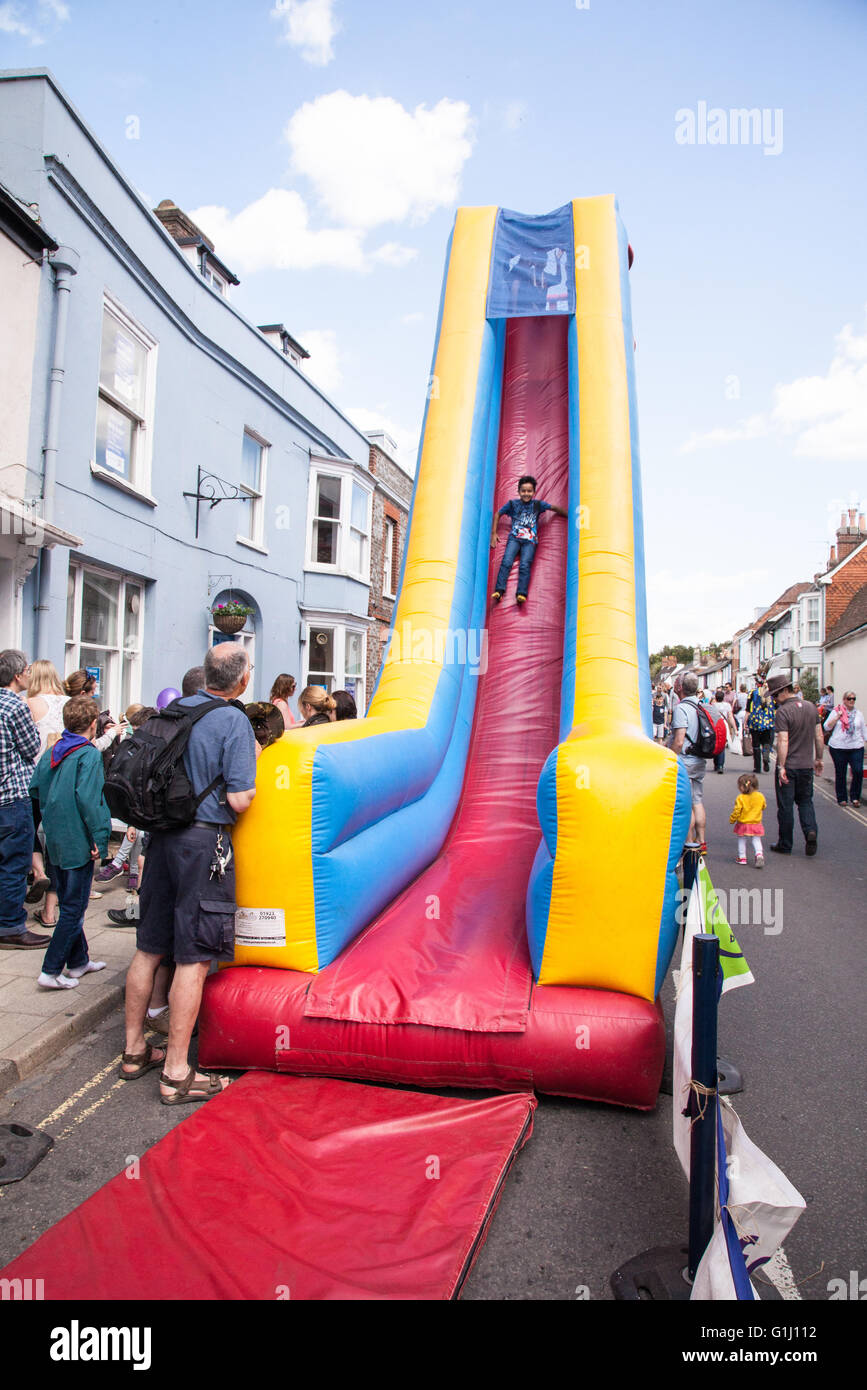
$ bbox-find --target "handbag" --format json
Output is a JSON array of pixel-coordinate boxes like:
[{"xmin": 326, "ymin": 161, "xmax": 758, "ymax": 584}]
[{"xmin": 742, "ymin": 730, "xmax": 753, "ymax": 757}]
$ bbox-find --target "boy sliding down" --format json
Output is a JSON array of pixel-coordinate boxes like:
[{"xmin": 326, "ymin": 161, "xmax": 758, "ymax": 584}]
[{"xmin": 490, "ymin": 475, "xmax": 567, "ymax": 604}]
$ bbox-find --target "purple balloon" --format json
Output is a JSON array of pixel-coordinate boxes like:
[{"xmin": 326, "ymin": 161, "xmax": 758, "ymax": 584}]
[{"xmin": 156, "ymin": 687, "xmax": 182, "ymax": 710}]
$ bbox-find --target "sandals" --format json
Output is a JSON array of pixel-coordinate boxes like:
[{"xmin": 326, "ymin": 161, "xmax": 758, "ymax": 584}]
[
  {"xmin": 25, "ymin": 875, "xmax": 50, "ymax": 904},
  {"xmin": 119, "ymin": 1042, "xmax": 166, "ymax": 1080},
  {"xmin": 33, "ymin": 910, "xmax": 57, "ymax": 928},
  {"xmin": 159, "ymin": 1067, "xmax": 228, "ymax": 1106}
]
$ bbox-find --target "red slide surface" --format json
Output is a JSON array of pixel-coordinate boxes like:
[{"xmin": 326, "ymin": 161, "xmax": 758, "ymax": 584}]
[
  {"xmin": 305, "ymin": 315, "xmax": 570, "ymax": 1034},
  {"xmin": 1, "ymin": 1075, "xmax": 536, "ymax": 1300}
]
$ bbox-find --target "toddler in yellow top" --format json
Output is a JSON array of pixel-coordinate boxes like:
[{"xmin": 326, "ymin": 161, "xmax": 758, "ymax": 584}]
[{"xmin": 730, "ymin": 772, "xmax": 766, "ymax": 867}]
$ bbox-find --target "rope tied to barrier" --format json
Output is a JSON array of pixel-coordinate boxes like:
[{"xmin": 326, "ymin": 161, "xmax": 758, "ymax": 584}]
[{"xmin": 682, "ymin": 1078, "xmax": 717, "ymax": 1127}]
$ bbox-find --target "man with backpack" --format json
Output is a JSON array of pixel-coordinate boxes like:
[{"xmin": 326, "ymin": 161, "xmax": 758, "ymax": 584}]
[
  {"xmin": 668, "ymin": 673, "xmax": 726, "ymax": 850},
  {"xmin": 117, "ymin": 644, "xmax": 257, "ymax": 1104}
]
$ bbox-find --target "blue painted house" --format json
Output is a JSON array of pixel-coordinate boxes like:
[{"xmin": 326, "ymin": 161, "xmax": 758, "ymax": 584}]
[{"xmin": 0, "ymin": 68, "xmax": 379, "ymax": 712}]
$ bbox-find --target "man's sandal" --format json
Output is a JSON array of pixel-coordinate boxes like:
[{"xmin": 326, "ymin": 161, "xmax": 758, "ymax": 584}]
[
  {"xmin": 118, "ymin": 1042, "xmax": 166, "ymax": 1080},
  {"xmin": 159, "ymin": 1068, "xmax": 228, "ymax": 1106}
]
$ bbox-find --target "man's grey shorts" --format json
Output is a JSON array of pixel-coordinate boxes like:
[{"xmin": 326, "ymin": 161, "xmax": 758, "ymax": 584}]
[
  {"xmin": 684, "ymin": 756, "xmax": 706, "ymax": 805},
  {"xmin": 136, "ymin": 824, "xmax": 235, "ymax": 966}
]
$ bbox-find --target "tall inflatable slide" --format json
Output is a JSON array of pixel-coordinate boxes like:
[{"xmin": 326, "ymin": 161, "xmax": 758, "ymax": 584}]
[{"xmin": 201, "ymin": 196, "xmax": 692, "ymax": 1108}]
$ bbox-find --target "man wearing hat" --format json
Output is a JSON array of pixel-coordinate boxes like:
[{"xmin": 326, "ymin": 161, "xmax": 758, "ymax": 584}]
[{"xmin": 767, "ymin": 672, "xmax": 824, "ymax": 856}]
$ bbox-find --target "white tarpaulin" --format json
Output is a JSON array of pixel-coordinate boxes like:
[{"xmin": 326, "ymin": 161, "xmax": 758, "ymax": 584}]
[{"xmin": 672, "ymin": 861, "xmax": 805, "ymax": 1300}]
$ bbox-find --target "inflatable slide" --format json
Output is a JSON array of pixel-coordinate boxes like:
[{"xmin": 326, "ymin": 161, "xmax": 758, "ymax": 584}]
[{"xmin": 201, "ymin": 197, "xmax": 692, "ymax": 1108}]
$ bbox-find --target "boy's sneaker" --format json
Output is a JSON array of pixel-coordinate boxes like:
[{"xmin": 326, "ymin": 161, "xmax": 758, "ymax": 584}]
[
  {"xmin": 127, "ymin": 870, "xmax": 139, "ymax": 893},
  {"xmin": 491, "ymin": 590, "xmax": 503, "ymax": 603},
  {"xmin": 95, "ymin": 862, "xmax": 127, "ymax": 884},
  {"xmin": 516, "ymin": 594, "xmax": 527, "ymax": 605}
]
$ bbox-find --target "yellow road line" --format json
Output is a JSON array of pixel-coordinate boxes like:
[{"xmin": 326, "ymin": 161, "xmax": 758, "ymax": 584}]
[
  {"xmin": 53, "ymin": 1079, "xmax": 126, "ymax": 1141},
  {"xmin": 815, "ymin": 782, "xmax": 866, "ymax": 827},
  {"xmin": 38, "ymin": 1055, "xmax": 123, "ymax": 1128}
]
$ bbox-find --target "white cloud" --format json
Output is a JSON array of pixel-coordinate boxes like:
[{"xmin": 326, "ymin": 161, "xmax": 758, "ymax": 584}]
[
  {"xmin": 0, "ymin": 0, "xmax": 69, "ymax": 42},
  {"xmin": 370, "ymin": 241, "xmax": 418, "ymax": 268},
  {"xmin": 271, "ymin": 0, "xmax": 339, "ymax": 66},
  {"xmin": 401, "ymin": 312, "xmax": 424, "ymax": 325},
  {"xmin": 286, "ymin": 91, "xmax": 474, "ymax": 230},
  {"xmin": 680, "ymin": 413, "xmax": 770, "ymax": 453},
  {"xmin": 189, "ymin": 189, "xmax": 366, "ymax": 272},
  {"xmin": 680, "ymin": 308, "xmax": 867, "ymax": 462},
  {"xmin": 347, "ymin": 407, "xmax": 420, "ymax": 474},
  {"xmin": 298, "ymin": 329, "xmax": 342, "ymax": 396}
]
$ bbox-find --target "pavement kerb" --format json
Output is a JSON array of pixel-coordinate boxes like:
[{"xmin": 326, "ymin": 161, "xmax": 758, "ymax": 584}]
[
  {"xmin": 0, "ymin": 879, "xmax": 137, "ymax": 1100},
  {"xmin": 0, "ymin": 979, "xmax": 125, "ymax": 1097}
]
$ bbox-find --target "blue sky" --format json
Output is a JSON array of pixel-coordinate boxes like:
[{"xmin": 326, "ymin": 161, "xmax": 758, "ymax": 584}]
[{"xmin": 2, "ymin": 0, "xmax": 865, "ymax": 648}]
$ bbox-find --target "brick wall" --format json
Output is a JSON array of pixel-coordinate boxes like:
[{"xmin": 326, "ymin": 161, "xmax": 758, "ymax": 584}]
[
  {"xmin": 366, "ymin": 442, "xmax": 413, "ymax": 698},
  {"xmin": 826, "ymin": 543, "xmax": 867, "ymax": 632}
]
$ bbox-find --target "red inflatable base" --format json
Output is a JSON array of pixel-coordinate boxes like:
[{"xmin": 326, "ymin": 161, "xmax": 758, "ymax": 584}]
[
  {"xmin": 200, "ymin": 967, "xmax": 666, "ymax": 1110},
  {"xmin": 1, "ymin": 1075, "xmax": 536, "ymax": 1300}
]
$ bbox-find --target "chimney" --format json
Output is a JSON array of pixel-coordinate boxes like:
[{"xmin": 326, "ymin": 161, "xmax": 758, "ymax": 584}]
[
  {"xmin": 834, "ymin": 508, "xmax": 863, "ymax": 564},
  {"xmin": 860, "ymin": 513, "xmax": 866, "ymax": 533},
  {"xmin": 829, "ymin": 544, "xmax": 837, "ymax": 567}
]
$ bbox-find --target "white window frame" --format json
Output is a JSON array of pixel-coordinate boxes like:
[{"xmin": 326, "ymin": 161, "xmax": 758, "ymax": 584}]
[
  {"xmin": 65, "ymin": 560, "xmax": 145, "ymax": 715},
  {"xmin": 304, "ymin": 618, "xmax": 368, "ymax": 711},
  {"xmin": 806, "ymin": 595, "xmax": 820, "ymax": 645},
  {"xmin": 383, "ymin": 516, "xmax": 397, "ymax": 599},
  {"xmin": 91, "ymin": 294, "xmax": 157, "ymax": 501},
  {"xmin": 305, "ymin": 459, "xmax": 373, "ymax": 583},
  {"xmin": 237, "ymin": 428, "xmax": 269, "ymax": 553}
]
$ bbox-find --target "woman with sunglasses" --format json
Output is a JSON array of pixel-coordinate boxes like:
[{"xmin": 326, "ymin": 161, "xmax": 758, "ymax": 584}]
[{"xmin": 823, "ymin": 691, "xmax": 865, "ymax": 807}]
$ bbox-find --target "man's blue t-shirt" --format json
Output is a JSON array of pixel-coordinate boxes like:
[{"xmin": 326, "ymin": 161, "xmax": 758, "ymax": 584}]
[
  {"xmin": 498, "ymin": 498, "xmax": 552, "ymax": 543},
  {"xmin": 179, "ymin": 690, "xmax": 257, "ymax": 825}
]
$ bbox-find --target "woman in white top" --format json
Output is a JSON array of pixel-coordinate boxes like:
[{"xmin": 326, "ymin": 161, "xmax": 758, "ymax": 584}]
[
  {"xmin": 824, "ymin": 691, "xmax": 865, "ymax": 807},
  {"xmin": 24, "ymin": 661, "xmax": 68, "ymax": 924}
]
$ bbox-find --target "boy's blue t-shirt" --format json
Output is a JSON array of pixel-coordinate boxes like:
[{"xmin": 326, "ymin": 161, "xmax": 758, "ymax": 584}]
[{"xmin": 499, "ymin": 497, "xmax": 552, "ymax": 542}]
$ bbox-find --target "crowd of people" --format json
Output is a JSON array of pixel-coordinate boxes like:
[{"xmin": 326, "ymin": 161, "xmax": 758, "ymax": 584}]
[
  {"xmin": 0, "ymin": 645, "xmax": 358, "ymax": 1105},
  {"xmin": 656, "ymin": 667, "xmax": 865, "ymax": 863}
]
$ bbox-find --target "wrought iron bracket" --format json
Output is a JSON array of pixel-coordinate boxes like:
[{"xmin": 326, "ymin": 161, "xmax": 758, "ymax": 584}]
[{"xmin": 184, "ymin": 466, "xmax": 250, "ymax": 539}]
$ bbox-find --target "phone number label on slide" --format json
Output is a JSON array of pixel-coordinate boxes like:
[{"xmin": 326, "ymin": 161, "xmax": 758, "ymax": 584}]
[{"xmin": 235, "ymin": 907, "xmax": 286, "ymax": 947}]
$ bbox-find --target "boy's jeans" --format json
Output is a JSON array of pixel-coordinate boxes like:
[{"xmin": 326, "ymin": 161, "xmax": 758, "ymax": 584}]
[
  {"xmin": 495, "ymin": 536, "xmax": 536, "ymax": 597},
  {"xmin": 42, "ymin": 861, "xmax": 93, "ymax": 977}
]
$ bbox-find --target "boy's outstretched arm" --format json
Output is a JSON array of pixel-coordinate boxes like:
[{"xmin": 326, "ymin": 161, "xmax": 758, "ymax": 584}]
[{"xmin": 490, "ymin": 513, "xmax": 501, "ymax": 548}]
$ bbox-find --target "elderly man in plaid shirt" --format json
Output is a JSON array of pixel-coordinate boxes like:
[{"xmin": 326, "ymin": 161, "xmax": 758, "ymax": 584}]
[{"xmin": 0, "ymin": 649, "xmax": 49, "ymax": 950}]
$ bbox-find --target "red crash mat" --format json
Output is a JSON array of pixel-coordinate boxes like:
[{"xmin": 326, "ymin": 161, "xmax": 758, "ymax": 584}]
[
  {"xmin": 305, "ymin": 315, "xmax": 569, "ymax": 1034},
  {"xmin": 1, "ymin": 1075, "xmax": 535, "ymax": 1300}
]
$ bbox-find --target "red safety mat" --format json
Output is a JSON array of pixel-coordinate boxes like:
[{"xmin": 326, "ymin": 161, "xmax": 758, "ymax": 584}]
[
  {"xmin": 305, "ymin": 315, "xmax": 569, "ymax": 1034},
  {"xmin": 1, "ymin": 1074, "xmax": 536, "ymax": 1300}
]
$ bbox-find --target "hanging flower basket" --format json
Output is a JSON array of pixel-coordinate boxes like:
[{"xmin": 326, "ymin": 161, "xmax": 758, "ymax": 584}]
[{"xmin": 211, "ymin": 602, "xmax": 254, "ymax": 635}]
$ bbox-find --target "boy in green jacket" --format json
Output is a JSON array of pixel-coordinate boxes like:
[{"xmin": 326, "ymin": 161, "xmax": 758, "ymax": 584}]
[{"xmin": 29, "ymin": 695, "xmax": 111, "ymax": 990}]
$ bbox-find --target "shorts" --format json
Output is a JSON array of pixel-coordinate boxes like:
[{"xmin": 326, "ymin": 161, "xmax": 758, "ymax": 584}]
[
  {"xmin": 684, "ymin": 757, "xmax": 705, "ymax": 805},
  {"xmin": 136, "ymin": 824, "xmax": 236, "ymax": 966}
]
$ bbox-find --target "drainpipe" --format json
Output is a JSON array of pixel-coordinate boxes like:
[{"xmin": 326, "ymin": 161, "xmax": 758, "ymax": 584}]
[{"xmin": 33, "ymin": 244, "xmax": 79, "ymax": 655}]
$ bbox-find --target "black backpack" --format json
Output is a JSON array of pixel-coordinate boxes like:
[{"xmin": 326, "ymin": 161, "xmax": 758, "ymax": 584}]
[{"xmin": 103, "ymin": 698, "xmax": 235, "ymax": 831}]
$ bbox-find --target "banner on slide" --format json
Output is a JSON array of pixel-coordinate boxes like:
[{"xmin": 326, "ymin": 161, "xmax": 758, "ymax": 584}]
[{"xmin": 486, "ymin": 203, "xmax": 576, "ymax": 319}]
